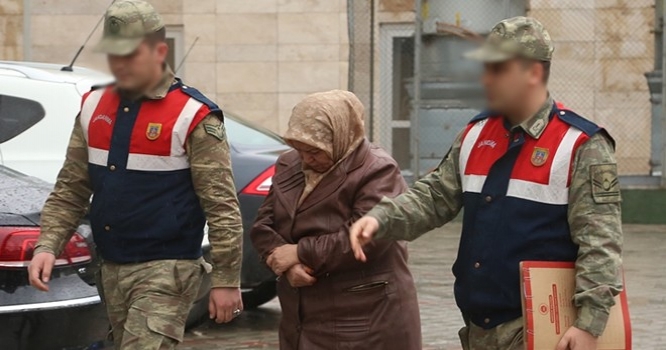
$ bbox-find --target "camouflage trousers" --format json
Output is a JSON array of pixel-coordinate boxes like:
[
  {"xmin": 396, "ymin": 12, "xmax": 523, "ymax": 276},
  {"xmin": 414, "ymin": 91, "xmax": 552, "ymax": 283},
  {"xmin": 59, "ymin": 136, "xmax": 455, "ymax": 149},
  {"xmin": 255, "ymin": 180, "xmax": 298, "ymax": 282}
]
[
  {"xmin": 100, "ymin": 259, "xmax": 204, "ymax": 350},
  {"xmin": 458, "ymin": 317, "xmax": 524, "ymax": 350}
]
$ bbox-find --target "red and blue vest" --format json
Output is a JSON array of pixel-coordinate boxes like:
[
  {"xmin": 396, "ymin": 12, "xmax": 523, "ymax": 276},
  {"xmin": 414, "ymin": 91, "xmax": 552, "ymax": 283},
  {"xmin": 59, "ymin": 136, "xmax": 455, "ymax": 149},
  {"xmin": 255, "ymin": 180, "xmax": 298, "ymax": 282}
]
[
  {"xmin": 453, "ymin": 103, "xmax": 608, "ymax": 328},
  {"xmin": 79, "ymin": 80, "xmax": 221, "ymax": 263}
]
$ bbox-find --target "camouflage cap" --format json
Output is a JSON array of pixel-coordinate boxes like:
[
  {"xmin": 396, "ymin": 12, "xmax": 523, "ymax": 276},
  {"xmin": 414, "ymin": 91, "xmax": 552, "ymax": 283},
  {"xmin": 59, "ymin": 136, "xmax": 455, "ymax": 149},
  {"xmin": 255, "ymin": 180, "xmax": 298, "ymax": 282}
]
[
  {"xmin": 465, "ymin": 16, "xmax": 553, "ymax": 62},
  {"xmin": 94, "ymin": 0, "xmax": 164, "ymax": 55}
]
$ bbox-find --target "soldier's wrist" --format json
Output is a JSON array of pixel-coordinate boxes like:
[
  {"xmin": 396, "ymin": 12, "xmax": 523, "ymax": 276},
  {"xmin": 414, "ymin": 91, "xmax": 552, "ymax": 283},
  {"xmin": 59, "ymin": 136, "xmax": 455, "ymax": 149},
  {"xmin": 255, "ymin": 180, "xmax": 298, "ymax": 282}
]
[
  {"xmin": 366, "ymin": 212, "xmax": 388, "ymax": 240},
  {"xmin": 210, "ymin": 270, "xmax": 240, "ymax": 288},
  {"xmin": 33, "ymin": 245, "xmax": 57, "ymax": 257},
  {"xmin": 574, "ymin": 305, "xmax": 609, "ymax": 337}
]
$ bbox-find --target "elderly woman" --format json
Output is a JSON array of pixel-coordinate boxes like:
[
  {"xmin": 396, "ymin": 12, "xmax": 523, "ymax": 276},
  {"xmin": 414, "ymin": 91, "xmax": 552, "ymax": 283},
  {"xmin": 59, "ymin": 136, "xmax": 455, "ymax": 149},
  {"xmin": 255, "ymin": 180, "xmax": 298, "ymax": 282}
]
[{"xmin": 250, "ymin": 90, "xmax": 421, "ymax": 350}]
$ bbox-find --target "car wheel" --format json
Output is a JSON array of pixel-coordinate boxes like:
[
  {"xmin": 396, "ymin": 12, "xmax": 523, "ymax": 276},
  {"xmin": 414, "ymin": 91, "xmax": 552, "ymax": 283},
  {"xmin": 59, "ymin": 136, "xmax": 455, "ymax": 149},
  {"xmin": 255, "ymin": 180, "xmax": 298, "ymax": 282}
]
[{"xmin": 242, "ymin": 281, "xmax": 277, "ymax": 309}]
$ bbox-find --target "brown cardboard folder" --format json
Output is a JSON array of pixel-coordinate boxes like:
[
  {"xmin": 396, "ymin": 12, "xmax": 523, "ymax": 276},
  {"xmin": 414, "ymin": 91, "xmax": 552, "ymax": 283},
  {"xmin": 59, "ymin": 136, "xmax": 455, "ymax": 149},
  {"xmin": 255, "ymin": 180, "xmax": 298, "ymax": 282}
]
[{"xmin": 520, "ymin": 261, "xmax": 631, "ymax": 350}]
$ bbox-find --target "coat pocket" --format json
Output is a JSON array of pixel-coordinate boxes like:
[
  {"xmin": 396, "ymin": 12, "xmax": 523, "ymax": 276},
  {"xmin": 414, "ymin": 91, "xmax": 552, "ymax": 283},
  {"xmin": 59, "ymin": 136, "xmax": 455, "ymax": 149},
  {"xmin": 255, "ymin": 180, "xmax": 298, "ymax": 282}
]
[{"xmin": 333, "ymin": 279, "xmax": 391, "ymax": 341}]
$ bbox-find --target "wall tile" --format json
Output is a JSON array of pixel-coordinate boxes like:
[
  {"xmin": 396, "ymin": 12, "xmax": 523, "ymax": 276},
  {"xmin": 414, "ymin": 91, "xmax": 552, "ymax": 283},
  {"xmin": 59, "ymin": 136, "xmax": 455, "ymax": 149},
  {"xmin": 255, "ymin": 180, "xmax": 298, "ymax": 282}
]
[
  {"xmin": 183, "ymin": 62, "xmax": 217, "ymax": 94},
  {"xmin": 217, "ymin": 45, "xmax": 278, "ymax": 62},
  {"xmin": 0, "ymin": 15, "xmax": 22, "ymax": 47},
  {"xmin": 277, "ymin": 0, "xmax": 340, "ymax": 13},
  {"xmin": 150, "ymin": 0, "xmax": 183, "ymax": 14},
  {"xmin": 278, "ymin": 61, "xmax": 340, "ymax": 92},
  {"xmin": 31, "ymin": 15, "xmax": 99, "ymax": 46},
  {"xmin": 529, "ymin": 0, "xmax": 595, "ymax": 9},
  {"xmin": 217, "ymin": 14, "xmax": 277, "ymax": 45},
  {"xmin": 278, "ymin": 44, "xmax": 339, "ymax": 61},
  {"xmin": 0, "ymin": 0, "xmax": 23, "ymax": 14},
  {"xmin": 30, "ymin": 0, "xmax": 106, "ymax": 15},
  {"xmin": 594, "ymin": 0, "xmax": 653, "ymax": 9},
  {"xmin": 183, "ymin": 0, "xmax": 216, "ymax": 14},
  {"xmin": 278, "ymin": 92, "xmax": 308, "ymax": 112},
  {"xmin": 183, "ymin": 14, "xmax": 217, "ymax": 45},
  {"xmin": 278, "ymin": 13, "xmax": 339, "ymax": 44},
  {"xmin": 379, "ymin": 0, "xmax": 415, "ymax": 13},
  {"xmin": 218, "ymin": 93, "xmax": 278, "ymax": 112},
  {"xmin": 0, "ymin": 45, "xmax": 22, "ymax": 60},
  {"xmin": 595, "ymin": 7, "xmax": 653, "ymax": 41},
  {"xmin": 553, "ymin": 42, "xmax": 595, "ymax": 61},
  {"xmin": 599, "ymin": 58, "xmax": 652, "ymax": 92},
  {"xmin": 216, "ymin": 0, "xmax": 277, "ymax": 13},
  {"xmin": 530, "ymin": 8, "xmax": 595, "ymax": 42},
  {"xmin": 226, "ymin": 108, "xmax": 280, "ymax": 132},
  {"xmin": 184, "ymin": 44, "xmax": 217, "ymax": 63},
  {"xmin": 596, "ymin": 39, "xmax": 652, "ymax": 59},
  {"xmin": 217, "ymin": 62, "xmax": 277, "ymax": 93}
]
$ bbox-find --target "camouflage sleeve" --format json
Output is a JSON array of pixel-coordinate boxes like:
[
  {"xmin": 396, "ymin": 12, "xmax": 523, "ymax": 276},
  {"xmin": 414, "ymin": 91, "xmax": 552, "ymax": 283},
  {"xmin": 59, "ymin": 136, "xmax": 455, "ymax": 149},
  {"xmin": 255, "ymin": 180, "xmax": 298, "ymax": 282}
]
[
  {"xmin": 568, "ymin": 132, "xmax": 623, "ymax": 336},
  {"xmin": 367, "ymin": 130, "xmax": 464, "ymax": 241},
  {"xmin": 35, "ymin": 116, "xmax": 92, "ymax": 256},
  {"xmin": 187, "ymin": 114, "xmax": 243, "ymax": 288}
]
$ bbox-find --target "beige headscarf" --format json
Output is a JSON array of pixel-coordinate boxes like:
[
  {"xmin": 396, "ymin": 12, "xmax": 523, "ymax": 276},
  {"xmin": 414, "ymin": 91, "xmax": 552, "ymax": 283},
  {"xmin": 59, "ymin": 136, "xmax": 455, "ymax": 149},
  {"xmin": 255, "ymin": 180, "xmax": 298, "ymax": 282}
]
[{"xmin": 283, "ymin": 90, "xmax": 366, "ymax": 205}]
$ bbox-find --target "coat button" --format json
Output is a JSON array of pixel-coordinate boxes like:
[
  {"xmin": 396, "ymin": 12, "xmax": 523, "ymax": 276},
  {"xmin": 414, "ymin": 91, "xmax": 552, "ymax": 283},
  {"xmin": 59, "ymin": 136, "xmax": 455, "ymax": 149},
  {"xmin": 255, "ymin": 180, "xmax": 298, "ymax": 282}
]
[
  {"xmin": 182, "ymin": 85, "xmax": 189, "ymax": 89},
  {"xmin": 484, "ymin": 318, "xmax": 490, "ymax": 324},
  {"xmin": 484, "ymin": 195, "xmax": 492, "ymax": 203},
  {"xmin": 109, "ymin": 164, "xmax": 116, "ymax": 171},
  {"xmin": 474, "ymin": 262, "xmax": 481, "ymax": 269},
  {"xmin": 104, "ymin": 225, "xmax": 111, "ymax": 231},
  {"xmin": 123, "ymin": 107, "xmax": 129, "ymax": 112}
]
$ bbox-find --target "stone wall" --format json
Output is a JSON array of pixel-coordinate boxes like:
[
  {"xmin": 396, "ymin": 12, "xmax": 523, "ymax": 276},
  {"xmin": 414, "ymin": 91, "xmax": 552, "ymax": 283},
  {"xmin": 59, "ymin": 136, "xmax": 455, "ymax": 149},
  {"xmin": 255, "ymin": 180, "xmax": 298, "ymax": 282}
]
[
  {"xmin": 0, "ymin": 0, "xmax": 22, "ymax": 60},
  {"xmin": 1, "ymin": 0, "xmax": 349, "ymax": 134},
  {"xmin": 529, "ymin": 0, "xmax": 655, "ymax": 174}
]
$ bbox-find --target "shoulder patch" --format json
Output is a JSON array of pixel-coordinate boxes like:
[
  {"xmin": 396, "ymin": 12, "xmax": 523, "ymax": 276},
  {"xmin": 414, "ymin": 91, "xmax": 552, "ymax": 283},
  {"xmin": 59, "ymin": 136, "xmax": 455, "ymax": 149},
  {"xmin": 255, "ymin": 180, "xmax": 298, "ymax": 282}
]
[
  {"xmin": 590, "ymin": 163, "xmax": 621, "ymax": 204},
  {"xmin": 204, "ymin": 122, "xmax": 226, "ymax": 141},
  {"xmin": 556, "ymin": 109, "xmax": 600, "ymax": 136},
  {"xmin": 469, "ymin": 110, "xmax": 494, "ymax": 124},
  {"xmin": 178, "ymin": 81, "xmax": 224, "ymax": 120}
]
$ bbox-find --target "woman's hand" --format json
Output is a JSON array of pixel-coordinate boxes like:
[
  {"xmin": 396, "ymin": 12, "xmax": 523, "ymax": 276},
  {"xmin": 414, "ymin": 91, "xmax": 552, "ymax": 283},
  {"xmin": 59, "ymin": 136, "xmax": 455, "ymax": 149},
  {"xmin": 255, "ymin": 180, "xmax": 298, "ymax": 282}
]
[
  {"xmin": 267, "ymin": 244, "xmax": 300, "ymax": 275},
  {"xmin": 285, "ymin": 264, "xmax": 316, "ymax": 288}
]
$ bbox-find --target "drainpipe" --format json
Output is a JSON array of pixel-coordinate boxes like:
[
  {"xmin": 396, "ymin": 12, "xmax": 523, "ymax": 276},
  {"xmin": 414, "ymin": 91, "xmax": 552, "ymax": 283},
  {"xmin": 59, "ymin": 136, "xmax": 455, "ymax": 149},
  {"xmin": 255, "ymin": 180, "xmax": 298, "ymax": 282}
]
[
  {"xmin": 647, "ymin": 0, "xmax": 663, "ymax": 177},
  {"xmin": 22, "ymin": 0, "xmax": 31, "ymax": 60},
  {"xmin": 413, "ymin": 0, "xmax": 423, "ymax": 178},
  {"xmin": 661, "ymin": 0, "xmax": 666, "ymax": 186}
]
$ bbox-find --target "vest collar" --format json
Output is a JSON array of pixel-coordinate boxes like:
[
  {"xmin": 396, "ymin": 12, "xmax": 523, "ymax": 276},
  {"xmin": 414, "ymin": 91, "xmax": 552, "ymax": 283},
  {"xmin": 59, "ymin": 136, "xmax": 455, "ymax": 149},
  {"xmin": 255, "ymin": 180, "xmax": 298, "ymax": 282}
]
[{"xmin": 507, "ymin": 95, "xmax": 554, "ymax": 140}]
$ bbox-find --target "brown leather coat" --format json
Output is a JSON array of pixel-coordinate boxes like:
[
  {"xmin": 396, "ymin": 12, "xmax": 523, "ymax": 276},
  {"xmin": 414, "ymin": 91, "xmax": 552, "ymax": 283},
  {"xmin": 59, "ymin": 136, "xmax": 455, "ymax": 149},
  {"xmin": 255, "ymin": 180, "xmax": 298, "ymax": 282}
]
[{"xmin": 251, "ymin": 140, "xmax": 421, "ymax": 350}]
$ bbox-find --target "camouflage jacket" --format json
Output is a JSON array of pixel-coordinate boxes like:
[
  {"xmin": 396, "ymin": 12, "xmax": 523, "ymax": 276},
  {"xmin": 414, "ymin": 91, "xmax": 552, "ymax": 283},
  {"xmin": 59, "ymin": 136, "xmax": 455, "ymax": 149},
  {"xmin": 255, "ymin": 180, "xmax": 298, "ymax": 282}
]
[
  {"xmin": 35, "ymin": 69, "xmax": 243, "ymax": 288},
  {"xmin": 368, "ymin": 97, "xmax": 623, "ymax": 336}
]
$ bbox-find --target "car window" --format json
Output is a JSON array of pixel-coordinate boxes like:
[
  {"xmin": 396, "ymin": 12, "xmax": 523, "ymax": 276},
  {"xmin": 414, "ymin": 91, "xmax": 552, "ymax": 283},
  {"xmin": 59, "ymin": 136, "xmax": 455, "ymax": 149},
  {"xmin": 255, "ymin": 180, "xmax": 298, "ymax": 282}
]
[
  {"xmin": 225, "ymin": 116, "xmax": 285, "ymax": 148},
  {"xmin": 0, "ymin": 94, "xmax": 46, "ymax": 144}
]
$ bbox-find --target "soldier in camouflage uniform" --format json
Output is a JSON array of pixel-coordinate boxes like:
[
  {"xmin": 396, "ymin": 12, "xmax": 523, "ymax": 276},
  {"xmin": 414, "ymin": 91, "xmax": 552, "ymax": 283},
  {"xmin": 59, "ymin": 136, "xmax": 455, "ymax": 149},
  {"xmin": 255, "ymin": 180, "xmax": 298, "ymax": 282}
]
[
  {"xmin": 350, "ymin": 17, "xmax": 622, "ymax": 350},
  {"xmin": 27, "ymin": 1, "xmax": 243, "ymax": 349}
]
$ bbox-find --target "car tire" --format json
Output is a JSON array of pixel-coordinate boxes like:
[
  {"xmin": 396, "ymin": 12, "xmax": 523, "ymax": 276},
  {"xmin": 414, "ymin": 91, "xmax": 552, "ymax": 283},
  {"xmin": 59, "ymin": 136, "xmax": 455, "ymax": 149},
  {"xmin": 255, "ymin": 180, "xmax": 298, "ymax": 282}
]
[{"xmin": 242, "ymin": 281, "xmax": 277, "ymax": 310}]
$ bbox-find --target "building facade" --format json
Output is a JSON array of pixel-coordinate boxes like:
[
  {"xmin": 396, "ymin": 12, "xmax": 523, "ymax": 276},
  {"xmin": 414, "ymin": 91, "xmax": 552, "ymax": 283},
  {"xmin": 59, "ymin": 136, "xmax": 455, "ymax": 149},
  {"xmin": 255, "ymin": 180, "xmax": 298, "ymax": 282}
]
[{"xmin": 0, "ymin": 0, "xmax": 655, "ymax": 175}]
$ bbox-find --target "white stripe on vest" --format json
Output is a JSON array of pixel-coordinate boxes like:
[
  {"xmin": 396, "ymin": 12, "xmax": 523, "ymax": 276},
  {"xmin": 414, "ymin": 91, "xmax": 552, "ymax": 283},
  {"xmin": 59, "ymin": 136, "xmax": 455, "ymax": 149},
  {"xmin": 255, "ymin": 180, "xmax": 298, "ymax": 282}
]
[
  {"xmin": 459, "ymin": 121, "xmax": 581, "ymax": 206},
  {"xmin": 79, "ymin": 90, "xmax": 202, "ymax": 172},
  {"xmin": 80, "ymin": 89, "xmax": 105, "ymax": 142}
]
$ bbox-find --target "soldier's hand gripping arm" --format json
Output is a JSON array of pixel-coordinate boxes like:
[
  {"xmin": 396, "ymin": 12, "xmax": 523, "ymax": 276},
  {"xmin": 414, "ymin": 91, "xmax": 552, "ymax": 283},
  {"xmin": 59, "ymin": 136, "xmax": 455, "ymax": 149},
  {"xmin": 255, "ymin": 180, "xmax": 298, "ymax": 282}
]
[
  {"xmin": 567, "ymin": 132, "xmax": 623, "ymax": 337},
  {"xmin": 30, "ymin": 116, "xmax": 93, "ymax": 291},
  {"xmin": 350, "ymin": 131, "xmax": 465, "ymax": 260},
  {"xmin": 188, "ymin": 114, "xmax": 243, "ymax": 288}
]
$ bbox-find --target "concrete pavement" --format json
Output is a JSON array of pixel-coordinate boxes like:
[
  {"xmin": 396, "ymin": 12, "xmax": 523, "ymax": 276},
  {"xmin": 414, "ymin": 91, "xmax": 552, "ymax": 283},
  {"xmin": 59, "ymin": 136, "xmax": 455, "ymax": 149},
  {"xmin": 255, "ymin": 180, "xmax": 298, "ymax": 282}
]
[{"xmin": 182, "ymin": 224, "xmax": 666, "ymax": 349}]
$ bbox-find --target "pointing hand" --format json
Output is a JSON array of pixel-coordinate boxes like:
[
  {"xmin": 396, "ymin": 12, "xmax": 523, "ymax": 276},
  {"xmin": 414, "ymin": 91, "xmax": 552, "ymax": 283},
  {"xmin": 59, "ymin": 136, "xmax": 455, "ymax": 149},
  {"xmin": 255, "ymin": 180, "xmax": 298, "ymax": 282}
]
[{"xmin": 349, "ymin": 216, "xmax": 379, "ymax": 262}]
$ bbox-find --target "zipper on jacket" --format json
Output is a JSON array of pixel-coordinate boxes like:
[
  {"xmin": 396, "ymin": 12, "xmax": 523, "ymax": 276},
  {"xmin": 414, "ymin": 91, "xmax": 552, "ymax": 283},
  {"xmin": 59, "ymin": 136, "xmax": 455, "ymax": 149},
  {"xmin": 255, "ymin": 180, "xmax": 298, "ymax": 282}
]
[{"xmin": 345, "ymin": 281, "xmax": 389, "ymax": 292}]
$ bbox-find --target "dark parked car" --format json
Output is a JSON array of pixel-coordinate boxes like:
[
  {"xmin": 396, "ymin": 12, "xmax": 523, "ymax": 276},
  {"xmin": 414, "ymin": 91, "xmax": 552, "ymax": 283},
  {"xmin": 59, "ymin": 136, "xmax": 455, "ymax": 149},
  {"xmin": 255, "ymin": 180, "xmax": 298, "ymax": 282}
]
[{"xmin": 0, "ymin": 65, "xmax": 287, "ymax": 349}]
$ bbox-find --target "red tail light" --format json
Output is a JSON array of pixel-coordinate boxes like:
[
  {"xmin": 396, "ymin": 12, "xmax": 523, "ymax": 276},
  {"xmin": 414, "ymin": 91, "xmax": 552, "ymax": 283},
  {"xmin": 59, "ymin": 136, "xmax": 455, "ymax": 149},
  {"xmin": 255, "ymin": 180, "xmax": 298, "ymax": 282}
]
[
  {"xmin": 0, "ymin": 227, "xmax": 92, "ymax": 268},
  {"xmin": 240, "ymin": 165, "xmax": 275, "ymax": 196}
]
